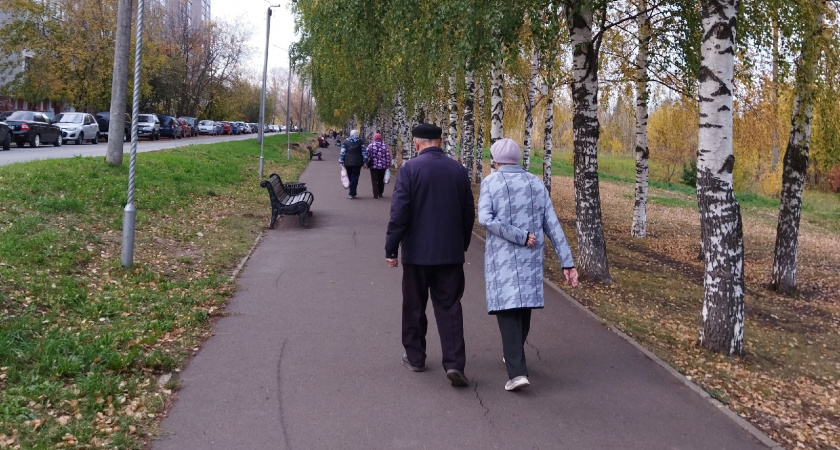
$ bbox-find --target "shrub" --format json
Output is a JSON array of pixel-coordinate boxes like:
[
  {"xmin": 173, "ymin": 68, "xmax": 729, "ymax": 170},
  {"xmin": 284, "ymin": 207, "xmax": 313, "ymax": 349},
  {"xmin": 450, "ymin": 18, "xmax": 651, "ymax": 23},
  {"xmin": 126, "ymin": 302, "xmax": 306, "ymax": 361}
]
[{"xmin": 681, "ymin": 160, "xmax": 698, "ymax": 187}]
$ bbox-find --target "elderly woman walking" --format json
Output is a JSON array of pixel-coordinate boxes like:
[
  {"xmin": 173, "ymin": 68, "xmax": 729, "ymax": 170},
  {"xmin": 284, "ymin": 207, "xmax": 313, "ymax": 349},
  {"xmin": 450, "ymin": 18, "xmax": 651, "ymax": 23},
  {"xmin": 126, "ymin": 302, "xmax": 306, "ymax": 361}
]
[
  {"xmin": 478, "ymin": 138, "xmax": 579, "ymax": 392},
  {"xmin": 366, "ymin": 133, "xmax": 391, "ymax": 198}
]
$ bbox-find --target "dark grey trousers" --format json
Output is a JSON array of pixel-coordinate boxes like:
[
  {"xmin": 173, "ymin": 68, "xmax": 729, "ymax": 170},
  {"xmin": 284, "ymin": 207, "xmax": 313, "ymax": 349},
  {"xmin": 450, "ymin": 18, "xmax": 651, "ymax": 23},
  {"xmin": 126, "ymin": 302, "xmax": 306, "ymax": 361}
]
[{"xmin": 496, "ymin": 308, "xmax": 532, "ymax": 379}]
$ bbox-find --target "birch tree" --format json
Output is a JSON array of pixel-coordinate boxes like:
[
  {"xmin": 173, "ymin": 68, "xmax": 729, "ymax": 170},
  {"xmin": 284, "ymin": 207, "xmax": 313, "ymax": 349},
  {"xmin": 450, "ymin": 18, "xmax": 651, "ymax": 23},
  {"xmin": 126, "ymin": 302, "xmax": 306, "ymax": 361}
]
[
  {"xmin": 771, "ymin": 0, "xmax": 828, "ymax": 294},
  {"xmin": 462, "ymin": 70, "xmax": 477, "ymax": 181},
  {"xmin": 476, "ymin": 77, "xmax": 486, "ymax": 182},
  {"xmin": 565, "ymin": 0, "xmax": 613, "ymax": 283},
  {"xmin": 523, "ymin": 47, "xmax": 541, "ymax": 171},
  {"xmin": 447, "ymin": 75, "xmax": 459, "ymax": 158},
  {"xmin": 631, "ymin": 0, "xmax": 652, "ymax": 238},
  {"xmin": 490, "ymin": 58, "xmax": 506, "ymax": 146},
  {"xmin": 696, "ymin": 0, "xmax": 745, "ymax": 356}
]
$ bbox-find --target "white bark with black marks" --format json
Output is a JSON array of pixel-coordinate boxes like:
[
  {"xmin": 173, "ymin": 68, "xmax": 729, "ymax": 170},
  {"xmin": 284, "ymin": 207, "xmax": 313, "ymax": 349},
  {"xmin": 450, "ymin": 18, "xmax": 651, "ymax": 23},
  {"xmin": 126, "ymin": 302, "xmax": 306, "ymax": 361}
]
[
  {"xmin": 631, "ymin": 0, "xmax": 651, "ymax": 238},
  {"xmin": 490, "ymin": 59, "xmax": 505, "ymax": 154},
  {"xmin": 462, "ymin": 70, "xmax": 476, "ymax": 181},
  {"xmin": 395, "ymin": 91, "xmax": 411, "ymax": 167},
  {"xmin": 523, "ymin": 48, "xmax": 540, "ymax": 171},
  {"xmin": 772, "ymin": 0, "xmax": 826, "ymax": 294},
  {"xmin": 476, "ymin": 77, "xmax": 485, "ymax": 182},
  {"xmin": 544, "ymin": 91, "xmax": 554, "ymax": 193},
  {"xmin": 447, "ymin": 75, "xmax": 458, "ymax": 159},
  {"xmin": 566, "ymin": 3, "xmax": 613, "ymax": 283},
  {"xmin": 696, "ymin": 0, "xmax": 745, "ymax": 357}
]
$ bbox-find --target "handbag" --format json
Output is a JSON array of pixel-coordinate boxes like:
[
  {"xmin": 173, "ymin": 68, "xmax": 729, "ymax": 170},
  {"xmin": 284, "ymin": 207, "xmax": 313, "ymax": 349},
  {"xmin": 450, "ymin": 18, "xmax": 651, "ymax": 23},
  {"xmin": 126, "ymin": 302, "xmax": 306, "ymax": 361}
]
[
  {"xmin": 384, "ymin": 168, "xmax": 391, "ymax": 184},
  {"xmin": 340, "ymin": 167, "xmax": 350, "ymax": 189}
]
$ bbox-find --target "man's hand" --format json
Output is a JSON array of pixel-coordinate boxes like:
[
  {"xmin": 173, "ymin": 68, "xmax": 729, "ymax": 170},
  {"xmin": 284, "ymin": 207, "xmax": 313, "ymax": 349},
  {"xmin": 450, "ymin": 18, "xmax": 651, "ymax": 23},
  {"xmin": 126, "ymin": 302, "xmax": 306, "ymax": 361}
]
[
  {"xmin": 363, "ymin": 164, "xmax": 368, "ymax": 169},
  {"xmin": 563, "ymin": 268, "xmax": 579, "ymax": 287},
  {"xmin": 525, "ymin": 233, "xmax": 536, "ymax": 247},
  {"xmin": 386, "ymin": 258, "xmax": 399, "ymax": 268}
]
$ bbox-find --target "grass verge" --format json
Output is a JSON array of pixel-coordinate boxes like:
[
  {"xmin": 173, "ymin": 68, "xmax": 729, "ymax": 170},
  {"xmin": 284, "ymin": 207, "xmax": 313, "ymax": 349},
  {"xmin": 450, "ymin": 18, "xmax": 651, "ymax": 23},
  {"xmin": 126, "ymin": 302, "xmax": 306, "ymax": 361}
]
[{"xmin": 0, "ymin": 134, "xmax": 313, "ymax": 448}]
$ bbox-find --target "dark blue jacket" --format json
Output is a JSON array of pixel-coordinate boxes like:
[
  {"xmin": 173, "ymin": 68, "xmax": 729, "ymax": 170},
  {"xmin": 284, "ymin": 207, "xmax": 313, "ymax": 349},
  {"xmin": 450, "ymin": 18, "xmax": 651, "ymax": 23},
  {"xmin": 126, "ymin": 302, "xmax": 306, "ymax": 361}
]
[{"xmin": 386, "ymin": 147, "xmax": 475, "ymax": 265}]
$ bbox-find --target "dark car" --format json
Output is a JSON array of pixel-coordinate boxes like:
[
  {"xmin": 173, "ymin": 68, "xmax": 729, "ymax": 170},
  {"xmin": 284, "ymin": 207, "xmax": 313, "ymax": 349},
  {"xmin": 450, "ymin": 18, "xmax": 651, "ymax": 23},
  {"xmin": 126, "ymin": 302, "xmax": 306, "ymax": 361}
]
[
  {"xmin": 0, "ymin": 111, "xmax": 17, "ymax": 121},
  {"xmin": 95, "ymin": 112, "xmax": 131, "ymax": 142},
  {"xmin": 180, "ymin": 116, "xmax": 198, "ymax": 137},
  {"xmin": 1, "ymin": 121, "xmax": 11, "ymax": 150},
  {"xmin": 4, "ymin": 111, "xmax": 62, "ymax": 148},
  {"xmin": 157, "ymin": 115, "xmax": 182, "ymax": 139}
]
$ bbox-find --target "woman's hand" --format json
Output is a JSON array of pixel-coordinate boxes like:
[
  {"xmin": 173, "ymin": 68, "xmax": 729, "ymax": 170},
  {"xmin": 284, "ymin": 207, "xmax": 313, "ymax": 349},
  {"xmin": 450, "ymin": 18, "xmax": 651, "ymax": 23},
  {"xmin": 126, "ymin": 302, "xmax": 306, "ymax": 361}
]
[
  {"xmin": 563, "ymin": 268, "xmax": 579, "ymax": 287},
  {"xmin": 525, "ymin": 233, "xmax": 536, "ymax": 247}
]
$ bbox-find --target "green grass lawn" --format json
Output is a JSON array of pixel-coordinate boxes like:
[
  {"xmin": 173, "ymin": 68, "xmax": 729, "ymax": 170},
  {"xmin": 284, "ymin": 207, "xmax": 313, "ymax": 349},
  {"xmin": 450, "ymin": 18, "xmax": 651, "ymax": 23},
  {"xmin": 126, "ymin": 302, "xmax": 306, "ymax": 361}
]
[{"xmin": 0, "ymin": 134, "xmax": 312, "ymax": 448}]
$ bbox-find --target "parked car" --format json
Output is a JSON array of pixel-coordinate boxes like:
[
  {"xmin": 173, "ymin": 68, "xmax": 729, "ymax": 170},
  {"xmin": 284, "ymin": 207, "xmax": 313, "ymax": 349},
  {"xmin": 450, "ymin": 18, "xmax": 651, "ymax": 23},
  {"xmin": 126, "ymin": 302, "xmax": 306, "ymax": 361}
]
[
  {"xmin": 95, "ymin": 112, "xmax": 130, "ymax": 142},
  {"xmin": 0, "ymin": 111, "xmax": 17, "ymax": 121},
  {"xmin": 179, "ymin": 119, "xmax": 192, "ymax": 138},
  {"xmin": 219, "ymin": 121, "xmax": 232, "ymax": 135},
  {"xmin": 157, "ymin": 115, "xmax": 181, "ymax": 139},
  {"xmin": 180, "ymin": 117, "xmax": 198, "ymax": 137},
  {"xmin": 136, "ymin": 114, "xmax": 160, "ymax": 140},
  {"xmin": 54, "ymin": 112, "xmax": 100, "ymax": 145},
  {"xmin": 197, "ymin": 119, "xmax": 217, "ymax": 135},
  {"xmin": 4, "ymin": 111, "xmax": 62, "ymax": 148},
  {"xmin": 214, "ymin": 121, "xmax": 224, "ymax": 135},
  {"xmin": 236, "ymin": 122, "xmax": 250, "ymax": 134},
  {"xmin": 0, "ymin": 121, "xmax": 11, "ymax": 150},
  {"xmin": 229, "ymin": 122, "xmax": 239, "ymax": 135}
]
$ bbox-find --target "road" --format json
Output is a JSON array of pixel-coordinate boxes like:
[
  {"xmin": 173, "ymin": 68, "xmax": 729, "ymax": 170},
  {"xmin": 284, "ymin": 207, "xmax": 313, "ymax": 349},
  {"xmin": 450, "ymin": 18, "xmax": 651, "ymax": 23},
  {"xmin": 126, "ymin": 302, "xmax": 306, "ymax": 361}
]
[{"xmin": 0, "ymin": 132, "xmax": 296, "ymax": 167}]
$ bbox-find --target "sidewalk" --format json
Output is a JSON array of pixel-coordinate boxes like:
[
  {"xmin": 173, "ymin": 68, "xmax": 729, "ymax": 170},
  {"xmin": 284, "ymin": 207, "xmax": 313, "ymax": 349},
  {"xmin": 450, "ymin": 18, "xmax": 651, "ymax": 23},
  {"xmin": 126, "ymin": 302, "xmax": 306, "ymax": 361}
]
[{"xmin": 154, "ymin": 142, "xmax": 772, "ymax": 449}]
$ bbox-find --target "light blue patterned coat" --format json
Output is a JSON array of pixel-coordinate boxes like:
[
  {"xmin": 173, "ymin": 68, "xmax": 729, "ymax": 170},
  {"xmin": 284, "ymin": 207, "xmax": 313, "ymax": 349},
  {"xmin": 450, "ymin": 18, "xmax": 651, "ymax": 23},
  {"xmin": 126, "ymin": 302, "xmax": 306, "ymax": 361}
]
[{"xmin": 478, "ymin": 165, "xmax": 575, "ymax": 313}]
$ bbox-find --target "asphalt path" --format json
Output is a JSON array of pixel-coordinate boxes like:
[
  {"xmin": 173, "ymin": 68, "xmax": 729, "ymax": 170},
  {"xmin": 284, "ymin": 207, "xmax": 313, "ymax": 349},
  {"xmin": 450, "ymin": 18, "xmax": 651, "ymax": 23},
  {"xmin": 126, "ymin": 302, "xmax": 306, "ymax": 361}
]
[
  {"xmin": 0, "ymin": 132, "xmax": 295, "ymax": 167},
  {"xmin": 154, "ymin": 141, "xmax": 772, "ymax": 449}
]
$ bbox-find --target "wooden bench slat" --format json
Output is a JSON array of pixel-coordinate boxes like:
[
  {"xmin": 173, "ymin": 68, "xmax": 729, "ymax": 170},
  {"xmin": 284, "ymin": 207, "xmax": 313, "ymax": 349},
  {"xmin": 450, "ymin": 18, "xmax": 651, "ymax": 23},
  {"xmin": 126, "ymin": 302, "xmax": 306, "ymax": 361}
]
[{"xmin": 260, "ymin": 173, "xmax": 314, "ymax": 228}]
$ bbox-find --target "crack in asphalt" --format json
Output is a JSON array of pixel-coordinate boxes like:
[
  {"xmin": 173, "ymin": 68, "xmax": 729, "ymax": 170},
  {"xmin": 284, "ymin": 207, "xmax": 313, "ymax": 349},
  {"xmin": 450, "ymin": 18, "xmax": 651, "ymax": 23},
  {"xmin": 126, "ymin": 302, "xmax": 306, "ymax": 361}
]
[
  {"xmin": 473, "ymin": 381, "xmax": 492, "ymax": 423},
  {"xmin": 276, "ymin": 339, "xmax": 292, "ymax": 450},
  {"xmin": 352, "ymin": 230, "xmax": 358, "ymax": 246},
  {"xmin": 525, "ymin": 339, "xmax": 543, "ymax": 362}
]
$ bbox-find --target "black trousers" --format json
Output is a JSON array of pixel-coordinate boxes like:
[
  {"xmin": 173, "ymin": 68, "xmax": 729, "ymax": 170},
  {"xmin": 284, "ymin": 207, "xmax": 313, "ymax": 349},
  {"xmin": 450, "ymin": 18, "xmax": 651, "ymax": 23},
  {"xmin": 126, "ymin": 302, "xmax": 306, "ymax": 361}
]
[
  {"xmin": 402, "ymin": 264, "xmax": 466, "ymax": 371},
  {"xmin": 496, "ymin": 308, "xmax": 532, "ymax": 378},
  {"xmin": 345, "ymin": 165, "xmax": 362, "ymax": 197},
  {"xmin": 370, "ymin": 168, "xmax": 386, "ymax": 198}
]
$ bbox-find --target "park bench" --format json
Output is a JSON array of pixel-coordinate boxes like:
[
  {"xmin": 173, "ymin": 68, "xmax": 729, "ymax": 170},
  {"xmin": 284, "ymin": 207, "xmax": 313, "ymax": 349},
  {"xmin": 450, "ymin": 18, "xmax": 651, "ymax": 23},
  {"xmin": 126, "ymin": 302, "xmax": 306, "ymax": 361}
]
[
  {"xmin": 260, "ymin": 173, "xmax": 314, "ymax": 229},
  {"xmin": 308, "ymin": 145, "xmax": 323, "ymax": 160}
]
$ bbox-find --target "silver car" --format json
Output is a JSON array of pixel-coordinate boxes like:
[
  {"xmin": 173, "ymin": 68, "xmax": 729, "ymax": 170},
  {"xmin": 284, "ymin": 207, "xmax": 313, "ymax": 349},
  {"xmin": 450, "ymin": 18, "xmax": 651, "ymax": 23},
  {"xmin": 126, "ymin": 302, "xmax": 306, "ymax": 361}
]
[
  {"xmin": 55, "ymin": 112, "xmax": 100, "ymax": 145},
  {"xmin": 197, "ymin": 120, "xmax": 217, "ymax": 135}
]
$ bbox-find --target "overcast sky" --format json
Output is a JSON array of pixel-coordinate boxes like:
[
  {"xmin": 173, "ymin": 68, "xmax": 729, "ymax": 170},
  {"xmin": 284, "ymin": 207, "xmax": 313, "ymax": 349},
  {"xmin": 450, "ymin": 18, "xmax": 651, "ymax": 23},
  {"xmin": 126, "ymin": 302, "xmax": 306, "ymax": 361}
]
[{"xmin": 212, "ymin": 0, "xmax": 298, "ymax": 72}]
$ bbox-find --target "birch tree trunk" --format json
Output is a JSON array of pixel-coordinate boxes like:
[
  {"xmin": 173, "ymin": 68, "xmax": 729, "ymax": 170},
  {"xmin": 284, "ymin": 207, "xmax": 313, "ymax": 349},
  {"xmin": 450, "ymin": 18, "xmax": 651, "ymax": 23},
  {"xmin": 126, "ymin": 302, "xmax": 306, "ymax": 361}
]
[
  {"xmin": 447, "ymin": 75, "xmax": 458, "ymax": 159},
  {"xmin": 462, "ymin": 70, "xmax": 476, "ymax": 181},
  {"xmin": 696, "ymin": 0, "xmax": 745, "ymax": 356},
  {"xmin": 544, "ymin": 89, "xmax": 554, "ymax": 193},
  {"xmin": 566, "ymin": 4, "xmax": 613, "ymax": 283},
  {"xmin": 476, "ymin": 77, "xmax": 485, "ymax": 182},
  {"xmin": 631, "ymin": 1, "xmax": 651, "ymax": 238},
  {"xmin": 389, "ymin": 102, "xmax": 398, "ymax": 167},
  {"xmin": 772, "ymin": 0, "xmax": 826, "ymax": 294},
  {"xmin": 490, "ymin": 59, "xmax": 505, "ymax": 151},
  {"xmin": 523, "ymin": 48, "xmax": 540, "ymax": 171},
  {"xmin": 395, "ymin": 91, "xmax": 411, "ymax": 166}
]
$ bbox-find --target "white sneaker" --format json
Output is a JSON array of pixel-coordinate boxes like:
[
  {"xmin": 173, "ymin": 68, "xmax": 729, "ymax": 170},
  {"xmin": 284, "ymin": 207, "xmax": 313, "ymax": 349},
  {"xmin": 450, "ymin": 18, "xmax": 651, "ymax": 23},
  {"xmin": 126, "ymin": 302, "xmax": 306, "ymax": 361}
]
[{"xmin": 505, "ymin": 376, "xmax": 530, "ymax": 391}]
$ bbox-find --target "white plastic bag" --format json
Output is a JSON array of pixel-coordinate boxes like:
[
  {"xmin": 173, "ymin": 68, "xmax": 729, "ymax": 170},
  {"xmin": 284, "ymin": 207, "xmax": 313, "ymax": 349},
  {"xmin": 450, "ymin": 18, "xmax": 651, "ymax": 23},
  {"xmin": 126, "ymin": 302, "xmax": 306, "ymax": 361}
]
[
  {"xmin": 340, "ymin": 167, "xmax": 350, "ymax": 189},
  {"xmin": 384, "ymin": 169, "xmax": 391, "ymax": 184}
]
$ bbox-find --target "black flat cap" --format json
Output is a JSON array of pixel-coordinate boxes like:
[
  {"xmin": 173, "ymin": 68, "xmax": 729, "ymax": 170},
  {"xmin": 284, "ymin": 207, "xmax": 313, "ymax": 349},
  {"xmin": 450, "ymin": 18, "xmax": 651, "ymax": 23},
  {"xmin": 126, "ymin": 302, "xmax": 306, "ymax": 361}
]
[{"xmin": 411, "ymin": 123, "xmax": 442, "ymax": 139}]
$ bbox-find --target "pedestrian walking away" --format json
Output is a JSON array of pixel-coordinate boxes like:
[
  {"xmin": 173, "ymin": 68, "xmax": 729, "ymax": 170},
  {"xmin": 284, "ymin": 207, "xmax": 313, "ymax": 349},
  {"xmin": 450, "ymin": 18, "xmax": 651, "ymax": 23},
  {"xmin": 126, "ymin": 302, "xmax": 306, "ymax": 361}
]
[
  {"xmin": 366, "ymin": 133, "xmax": 390, "ymax": 199},
  {"xmin": 339, "ymin": 130, "xmax": 367, "ymax": 198},
  {"xmin": 477, "ymin": 138, "xmax": 579, "ymax": 392},
  {"xmin": 385, "ymin": 123, "xmax": 475, "ymax": 387}
]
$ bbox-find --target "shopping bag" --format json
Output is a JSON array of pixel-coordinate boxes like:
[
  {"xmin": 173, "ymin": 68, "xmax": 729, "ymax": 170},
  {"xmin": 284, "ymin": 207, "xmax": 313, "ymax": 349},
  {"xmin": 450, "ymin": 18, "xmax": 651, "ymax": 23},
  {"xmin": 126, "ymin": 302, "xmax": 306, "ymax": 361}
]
[
  {"xmin": 340, "ymin": 167, "xmax": 350, "ymax": 189},
  {"xmin": 384, "ymin": 169, "xmax": 391, "ymax": 184}
]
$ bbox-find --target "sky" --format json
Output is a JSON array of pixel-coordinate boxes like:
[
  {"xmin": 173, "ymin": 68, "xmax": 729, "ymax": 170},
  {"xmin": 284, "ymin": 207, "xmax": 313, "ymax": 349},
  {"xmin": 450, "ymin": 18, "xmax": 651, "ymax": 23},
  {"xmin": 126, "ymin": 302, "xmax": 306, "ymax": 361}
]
[{"xmin": 211, "ymin": 0, "xmax": 299, "ymax": 72}]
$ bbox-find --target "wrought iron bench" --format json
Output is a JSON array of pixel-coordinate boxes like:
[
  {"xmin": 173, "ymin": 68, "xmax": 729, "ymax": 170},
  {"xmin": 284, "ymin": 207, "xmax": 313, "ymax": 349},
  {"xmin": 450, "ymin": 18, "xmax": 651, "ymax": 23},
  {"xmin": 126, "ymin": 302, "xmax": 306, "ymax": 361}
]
[
  {"xmin": 308, "ymin": 145, "xmax": 323, "ymax": 161},
  {"xmin": 260, "ymin": 173, "xmax": 314, "ymax": 229}
]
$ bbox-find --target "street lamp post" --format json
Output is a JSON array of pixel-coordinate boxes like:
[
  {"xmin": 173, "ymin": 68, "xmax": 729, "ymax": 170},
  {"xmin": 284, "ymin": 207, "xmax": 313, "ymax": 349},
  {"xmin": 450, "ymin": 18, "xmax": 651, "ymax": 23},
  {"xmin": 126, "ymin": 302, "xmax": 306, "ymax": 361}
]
[
  {"xmin": 286, "ymin": 53, "xmax": 292, "ymax": 160},
  {"xmin": 259, "ymin": 4, "xmax": 282, "ymax": 178},
  {"xmin": 121, "ymin": 0, "xmax": 145, "ymax": 267}
]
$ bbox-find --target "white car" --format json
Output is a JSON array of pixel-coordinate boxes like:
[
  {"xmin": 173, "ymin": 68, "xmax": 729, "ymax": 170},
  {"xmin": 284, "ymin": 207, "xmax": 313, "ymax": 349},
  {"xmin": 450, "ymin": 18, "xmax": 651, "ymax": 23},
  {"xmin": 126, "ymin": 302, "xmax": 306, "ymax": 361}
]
[
  {"xmin": 197, "ymin": 120, "xmax": 217, "ymax": 135},
  {"xmin": 54, "ymin": 112, "xmax": 100, "ymax": 145}
]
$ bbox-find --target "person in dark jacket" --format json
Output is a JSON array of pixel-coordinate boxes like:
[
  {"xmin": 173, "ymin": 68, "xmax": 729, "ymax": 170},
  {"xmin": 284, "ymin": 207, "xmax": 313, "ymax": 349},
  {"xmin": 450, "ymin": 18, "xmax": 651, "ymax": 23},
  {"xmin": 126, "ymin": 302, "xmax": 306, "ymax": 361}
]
[
  {"xmin": 339, "ymin": 130, "xmax": 367, "ymax": 198},
  {"xmin": 385, "ymin": 123, "xmax": 476, "ymax": 387}
]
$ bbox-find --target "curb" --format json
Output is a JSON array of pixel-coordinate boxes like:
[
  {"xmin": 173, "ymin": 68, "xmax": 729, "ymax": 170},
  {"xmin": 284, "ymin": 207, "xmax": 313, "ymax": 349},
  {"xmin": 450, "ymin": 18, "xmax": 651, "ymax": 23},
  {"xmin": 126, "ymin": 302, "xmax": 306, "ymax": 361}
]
[
  {"xmin": 472, "ymin": 231, "xmax": 782, "ymax": 449},
  {"xmin": 229, "ymin": 230, "xmax": 263, "ymax": 283}
]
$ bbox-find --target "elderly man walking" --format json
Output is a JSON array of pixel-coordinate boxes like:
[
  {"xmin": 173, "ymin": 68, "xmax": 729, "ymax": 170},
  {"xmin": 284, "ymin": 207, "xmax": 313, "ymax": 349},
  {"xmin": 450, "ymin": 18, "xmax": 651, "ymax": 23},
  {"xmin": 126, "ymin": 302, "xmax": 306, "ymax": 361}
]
[
  {"xmin": 339, "ymin": 130, "xmax": 367, "ymax": 198},
  {"xmin": 385, "ymin": 123, "xmax": 475, "ymax": 387},
  {"xmin": 478, "ymin": 138, "xmax": 579, "ymax": 392}
]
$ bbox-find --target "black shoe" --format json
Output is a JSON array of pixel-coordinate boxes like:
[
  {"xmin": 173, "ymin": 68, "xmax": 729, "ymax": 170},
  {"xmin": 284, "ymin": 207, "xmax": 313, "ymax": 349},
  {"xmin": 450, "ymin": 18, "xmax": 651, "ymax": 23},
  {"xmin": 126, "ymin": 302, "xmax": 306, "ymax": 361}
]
[
  {"xmin": 446, "ymin": 369, "xmax": 469, "ymax": 387},
  {"xmin": 373, "ymin": 196, "xmax": 379, "ymax": 199},
  {"xmin": 401, "ymin": 354, "xmax": 425, "ymax": 372}
]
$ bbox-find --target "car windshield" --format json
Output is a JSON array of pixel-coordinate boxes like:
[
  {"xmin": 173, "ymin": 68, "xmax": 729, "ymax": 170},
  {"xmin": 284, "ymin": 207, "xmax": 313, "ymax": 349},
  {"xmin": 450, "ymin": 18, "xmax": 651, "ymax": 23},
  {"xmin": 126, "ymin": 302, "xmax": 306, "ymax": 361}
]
[
  {"xmin": 138, "ymin": 114, "xmax": 155, "ymax": 123},
  {"xmin": 54, "ymin": 113, "xmax": 85, "ymax": 124},
  {"xmin": 200, "ymin": 120, "xmax": 213, "ymax": 126},
  {"xmin": 6, "ymin": 111, "xmax": 34, "ymax": 121}
]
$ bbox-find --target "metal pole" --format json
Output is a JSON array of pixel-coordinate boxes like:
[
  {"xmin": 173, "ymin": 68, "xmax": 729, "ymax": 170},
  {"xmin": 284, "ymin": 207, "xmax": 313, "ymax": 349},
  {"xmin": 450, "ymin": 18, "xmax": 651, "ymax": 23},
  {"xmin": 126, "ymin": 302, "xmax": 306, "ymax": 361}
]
[
  {"xmin": 259, "ymin": 7, "xmax": 273, "ymax": 178},
  {"xmin": 298, "ymin": 78, "xmax": 305, "ymax": 132},
  {"xmin": 121, "ymin": 0, "xmax": 144, "ymax": 267},
  {"xmin": 286, "ymin": 54, "xmax": 292, "ymax": 160}
]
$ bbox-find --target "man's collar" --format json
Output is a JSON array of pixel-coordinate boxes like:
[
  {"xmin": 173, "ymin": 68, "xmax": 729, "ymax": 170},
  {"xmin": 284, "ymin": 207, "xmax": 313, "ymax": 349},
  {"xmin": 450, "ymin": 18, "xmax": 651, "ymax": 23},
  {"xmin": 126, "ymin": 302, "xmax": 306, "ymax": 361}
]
[
  {"xmin": 497, "ymin": 164, "xmax": 524, "ymax": 172},
  {"xmin": 418, "ymin": 146, "xmax": 443, "ymax": 155}
]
